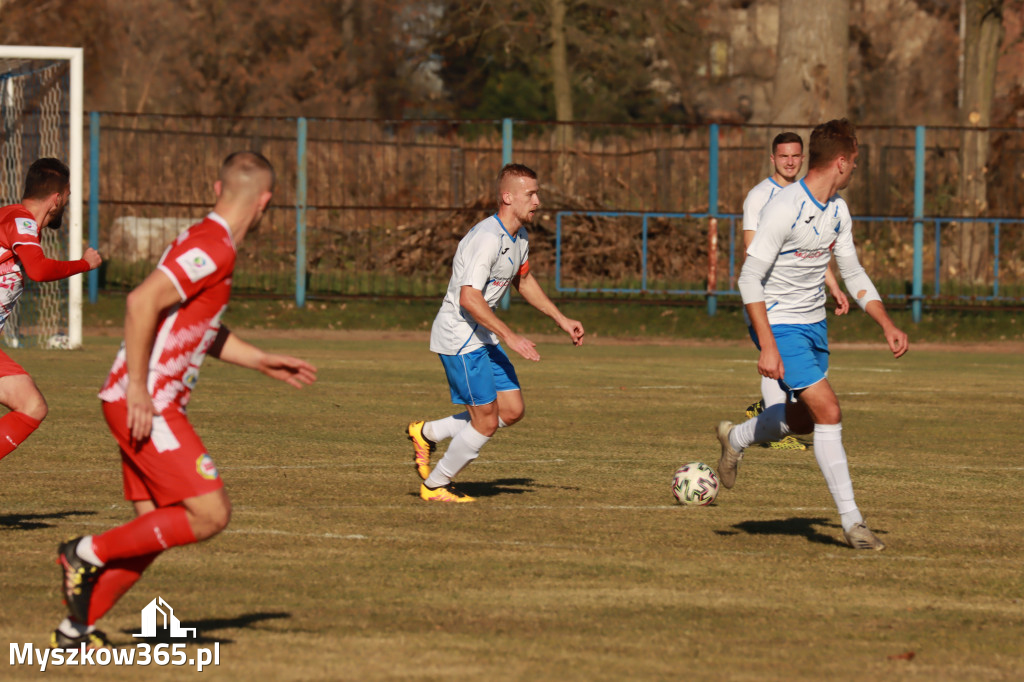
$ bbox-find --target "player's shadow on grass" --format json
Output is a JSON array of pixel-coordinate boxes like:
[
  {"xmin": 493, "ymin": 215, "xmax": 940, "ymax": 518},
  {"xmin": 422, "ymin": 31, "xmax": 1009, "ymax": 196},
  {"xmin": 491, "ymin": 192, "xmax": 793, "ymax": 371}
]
[
  {"xmin": 716, "ymin": 517, "xmax": 849, "ymax": 548},
  {"xmin": 455, "ymin": 477, "xmax": 538, "ymax": 498},
  {"xmin": 0, "ymin": 510, "xmax": 96, "ymax": 531},
  {"xmin": 118, "ymin": 611, "xmax": 291, "ymax": 646}
]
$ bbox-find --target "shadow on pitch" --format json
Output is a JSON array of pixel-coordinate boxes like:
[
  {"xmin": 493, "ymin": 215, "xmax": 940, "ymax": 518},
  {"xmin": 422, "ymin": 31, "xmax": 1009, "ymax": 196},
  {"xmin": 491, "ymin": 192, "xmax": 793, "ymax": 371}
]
[
  {"xmin": 454, "ymin": 477, "xmax": 538, "ymax": 498},
  {"xmin": 715, "ymin": 517, "xmax": 849, "ymax": 547},
  {"xmin": 118, "ymin": 611, "xmax": 291, "ymax": 646},
  {"xmin": 0, "ymin": 510, "xmax": 96, "ymax": 531}
]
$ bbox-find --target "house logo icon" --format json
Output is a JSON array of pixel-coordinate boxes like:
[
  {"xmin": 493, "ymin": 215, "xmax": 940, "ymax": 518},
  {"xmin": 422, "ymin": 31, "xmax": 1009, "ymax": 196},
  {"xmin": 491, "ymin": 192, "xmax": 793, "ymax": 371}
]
[{"xmin": 132, "ymin": 596, "xmax": 197, "ymax": 639}]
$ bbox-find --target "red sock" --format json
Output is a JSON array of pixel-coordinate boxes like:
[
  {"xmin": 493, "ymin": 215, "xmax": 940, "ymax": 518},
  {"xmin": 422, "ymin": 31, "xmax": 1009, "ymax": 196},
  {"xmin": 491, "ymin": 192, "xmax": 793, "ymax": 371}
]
[
  {"xmin": 85, "ymin": 552, "xmax": 160, "ymax": 625},
  {"xmin": 92, "ymin": 507, "xmax": 197, "ymax": 563},
  {"xmin": 0, "ymin": 411, "xmax": 41, "ymax": 461}
]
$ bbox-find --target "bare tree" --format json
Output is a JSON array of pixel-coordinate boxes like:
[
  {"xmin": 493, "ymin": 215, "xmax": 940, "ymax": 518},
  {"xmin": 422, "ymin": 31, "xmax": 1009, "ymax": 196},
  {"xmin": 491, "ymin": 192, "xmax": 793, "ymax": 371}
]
[
  {"xmin": 771, "ymin": 0, "xmax": 850, "ymax": 124},
  {"xmin": 956, "ymin": 0, "xmax": 1003, "ymax": 284}
]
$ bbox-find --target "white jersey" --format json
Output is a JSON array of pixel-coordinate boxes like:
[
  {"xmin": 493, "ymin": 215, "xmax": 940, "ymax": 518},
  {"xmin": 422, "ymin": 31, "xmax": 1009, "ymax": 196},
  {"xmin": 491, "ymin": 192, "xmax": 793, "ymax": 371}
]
[
  {"xmin": 742, "ymin": 177, "xmax": 784, "ymax": 233},
  {"xmin": 429, "ymin": 215, "xmax": 529, "ymax": 355},
  {"xmin": 746, "ymin": 179, "xmax": 858, "ymax": 325}
]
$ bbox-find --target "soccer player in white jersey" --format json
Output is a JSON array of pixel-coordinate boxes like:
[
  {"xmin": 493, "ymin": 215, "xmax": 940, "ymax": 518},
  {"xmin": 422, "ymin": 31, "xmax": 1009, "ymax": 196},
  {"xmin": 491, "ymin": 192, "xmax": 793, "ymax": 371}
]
[
  {"xmin": 717, "ymin": 119, "xmax": 908, "ymax": 550},
  {"xmin": 406, "ymin": 163, "xmax": 585, "ymax": 502},
  {"xmin": 740, "ymin": 133, "xmax": 848, "ymax": 451}
]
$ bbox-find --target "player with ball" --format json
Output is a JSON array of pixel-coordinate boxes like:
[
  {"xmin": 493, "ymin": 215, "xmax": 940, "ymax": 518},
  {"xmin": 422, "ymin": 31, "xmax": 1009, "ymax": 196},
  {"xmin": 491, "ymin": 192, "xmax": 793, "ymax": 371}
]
[{"xmin": 716, "ymin": 119, "xmax": 908, "ymax": 551}]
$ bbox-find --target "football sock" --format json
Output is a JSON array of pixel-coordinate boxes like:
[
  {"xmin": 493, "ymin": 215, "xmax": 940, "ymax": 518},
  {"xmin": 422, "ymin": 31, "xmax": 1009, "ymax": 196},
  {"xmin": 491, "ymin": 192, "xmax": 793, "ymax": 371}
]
[
  {"xmin": 58, "ymin": 618, "xmax": 94, "ymax": 637},
  {"xmin": 423, "ymin": 412, "xmax": 470, "ymax": 442},
  {"xmin": 0, "ymin": 411, "xmax": 41, "ymax": 461},
  {"xmin": 85, "ymin": 552, "xmax": 161, "ymax": 624},
  {"xmin": 91, "ymin": 506, "xmax": 196, "ymax": 563},
  {"xmin": 813, "ymin": 423, "xmax": 864, "ymax": 532},
  {"xmin": 760, "ymin": 375, "xmax": 788, "ymax": 408},
  {"xmin": 731, "ymin": 403, "xmax": 791, "ymax": 450},
  {"xmin": 424, "ymin": 424, "xmax": 490, "ymax": 488},
  {"xmin": 76, "ymin": 536, "xmax": 104, "ymax": 567}
]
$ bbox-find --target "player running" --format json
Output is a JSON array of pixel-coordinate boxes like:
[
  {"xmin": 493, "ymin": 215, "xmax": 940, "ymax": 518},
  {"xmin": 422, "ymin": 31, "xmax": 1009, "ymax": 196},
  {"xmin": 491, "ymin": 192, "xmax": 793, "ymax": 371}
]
[
  {"xmin": 740, "ymin": 132, "xmax": 848, "ymax": 451},
  {"xmin": 52, "ymin": 152, "xmax": 316, "ymax": 649},
  {"xmin": 406, "ymin": 163, "xmax": 584, "ymax": 502},
  {"xmin": 0, "ymin": 158, "xmax": 102, "ymax": 463},
  {"xmin": 716, "ymin": 119, "xmax": 908, "ymax": 551}
]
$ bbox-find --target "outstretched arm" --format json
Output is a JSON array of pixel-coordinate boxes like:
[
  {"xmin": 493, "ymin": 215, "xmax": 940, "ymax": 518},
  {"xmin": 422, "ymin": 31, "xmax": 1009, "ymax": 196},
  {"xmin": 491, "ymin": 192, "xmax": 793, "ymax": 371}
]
[
  {"xmin": 514, "ymin": 271, "xmax": 585, "ymax": 346},
  {"xmin": 210, "ymin": 327, "xmax": 317, "ymax": 388},
  {"xmin": 15, "ymin": 243, "xmax": 102, "ymax": 282}
]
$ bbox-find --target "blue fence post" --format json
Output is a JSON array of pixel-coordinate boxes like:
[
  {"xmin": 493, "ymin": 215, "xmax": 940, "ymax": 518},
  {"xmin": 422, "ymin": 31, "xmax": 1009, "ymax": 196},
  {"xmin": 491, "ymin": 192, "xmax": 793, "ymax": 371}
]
[
  {"xmin": 707, "ymin": 124, "xmax": 720, "ymax": 317},
  {"xmin": 500, "ymin": 117, "xmax": 513, "ymax": 310},
  {"xmin": 88, "ymin": 111, "xmax": 100, "ymax": 304},
  {"xmin": 912, "ymin": 125, "xmax": 925, "ymax": 323},
  {"xmin": 295, "ymin": 117, "xmax": 308, "ymax": 308}
]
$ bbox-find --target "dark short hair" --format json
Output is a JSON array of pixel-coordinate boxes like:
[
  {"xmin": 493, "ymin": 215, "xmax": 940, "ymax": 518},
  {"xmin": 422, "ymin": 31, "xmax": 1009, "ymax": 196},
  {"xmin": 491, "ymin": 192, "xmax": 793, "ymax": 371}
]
[
  {"xmin": 22, "ymin": 157, "xmax": 69, "ymax": 200},
  {"xmin": 771, "ymin": 132, "xmax": 803, "ymax": 155},
  {"xmin": 808, "ymin": 119, "xmax": 858, "ymax": 170}
]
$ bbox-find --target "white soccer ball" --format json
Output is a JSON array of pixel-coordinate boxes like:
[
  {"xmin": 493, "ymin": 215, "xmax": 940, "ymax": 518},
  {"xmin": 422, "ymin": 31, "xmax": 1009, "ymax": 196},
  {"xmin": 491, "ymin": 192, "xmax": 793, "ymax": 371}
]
[{"xmin": 672, "ymin": 462, "xmax": 720, "ymax": 506}]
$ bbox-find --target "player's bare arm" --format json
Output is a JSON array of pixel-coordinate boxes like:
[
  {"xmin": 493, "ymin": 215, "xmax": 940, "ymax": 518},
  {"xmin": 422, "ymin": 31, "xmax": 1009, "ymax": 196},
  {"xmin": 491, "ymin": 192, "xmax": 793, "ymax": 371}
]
[
  {"xmin": 746, "ymin": 301, "xmax": 784, "ymax": 380},
  {"xmin": 514, "ymin": 270, "xmax": 584, "ymax": 346},
  {"xmin": 123, "ymin": 269, "xmax": 182, "ymax": 441},
  {"xmin": 210, "ymin": 328, "xmax": 317, "ymax": 388},
  {"xmin": 825, "ymin": 266, "xmax": 849, "ymax": 315},
  {"xmin": 863, "ymin": 300, "xmax": 909, "ymax": 358},
  {"xmin": 458, "ymin": 284, "xmax": 540, "ymax": 361}
]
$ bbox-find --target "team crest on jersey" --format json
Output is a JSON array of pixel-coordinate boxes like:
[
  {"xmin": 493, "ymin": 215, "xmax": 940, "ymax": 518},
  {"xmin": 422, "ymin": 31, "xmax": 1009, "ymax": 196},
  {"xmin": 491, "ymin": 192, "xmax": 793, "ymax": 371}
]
[
  {"xmin": 196, "ymin": 453, "xmax": 219, "ymax": 480},
  {"xmin": 176, "ymin": 247, "xmax": 217, "ymax": 282},
  {"xmin": 16, "ymin": 218, "xmax": 39, "ymax": 237}
]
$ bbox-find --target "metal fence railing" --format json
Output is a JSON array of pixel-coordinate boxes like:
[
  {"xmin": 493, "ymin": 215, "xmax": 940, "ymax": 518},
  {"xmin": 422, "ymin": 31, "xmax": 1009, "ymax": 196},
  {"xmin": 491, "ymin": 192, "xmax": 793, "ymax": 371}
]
[{"xmin": 84, "ymin": 114, "xmax": 1024, "ymax": 319}]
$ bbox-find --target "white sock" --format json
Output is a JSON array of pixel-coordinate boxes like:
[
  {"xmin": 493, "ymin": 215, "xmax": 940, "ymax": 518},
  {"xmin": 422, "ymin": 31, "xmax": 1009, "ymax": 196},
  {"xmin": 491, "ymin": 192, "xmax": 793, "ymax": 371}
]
[
  {"xmin": 76, "ymin": 535, "xmax": 104, "ymax": 567},
  {"xmin": 423, "ymin": 412, "xmax": 470, "ymax": 442},
  {"xmin": 761, "ymin": 375, "xmax": 788, "ymax": 408},
  {"xmin": 424, "ymin": 424, "xmax": 490, "ymax": 488},
  {"xmin": 58, "ymin": 618, "xmax": 93, "ymax": 637},
  {"xmin": 731, "ymin": 403, "xmax": 792, "ymax": 450},
  {"xmin": 813, "ymin": 423, "xmax": 864, "ymax": 531}
]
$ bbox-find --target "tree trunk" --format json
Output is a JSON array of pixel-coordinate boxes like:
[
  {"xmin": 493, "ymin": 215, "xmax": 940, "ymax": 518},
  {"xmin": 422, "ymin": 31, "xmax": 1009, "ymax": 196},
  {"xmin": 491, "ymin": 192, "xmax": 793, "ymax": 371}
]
[
  {"xmin": 957, "ymin": 0, "xmax": 1002, "ymax": 285},
  {"xmin": 770, "ymin": 0, "xmax": 849, "ymax": 125},
  {"xmin": 548, "ymin": 0, "xmax": 574, "ymax": 189}
]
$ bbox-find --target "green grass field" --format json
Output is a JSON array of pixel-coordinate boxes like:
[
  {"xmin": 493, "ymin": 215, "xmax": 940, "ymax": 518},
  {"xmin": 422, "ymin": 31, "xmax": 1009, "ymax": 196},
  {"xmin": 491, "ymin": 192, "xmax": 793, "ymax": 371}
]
[{"xmin": 1, "ymin": 333, "xmax": 1022, "ymax": 680}]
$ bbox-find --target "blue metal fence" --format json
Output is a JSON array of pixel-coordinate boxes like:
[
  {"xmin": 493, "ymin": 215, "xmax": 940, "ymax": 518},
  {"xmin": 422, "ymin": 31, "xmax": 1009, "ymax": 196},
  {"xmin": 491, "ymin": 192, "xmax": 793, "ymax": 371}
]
[{"xmin": 85, "ymin": 115, "xmax": 1024, "ymax": 321}]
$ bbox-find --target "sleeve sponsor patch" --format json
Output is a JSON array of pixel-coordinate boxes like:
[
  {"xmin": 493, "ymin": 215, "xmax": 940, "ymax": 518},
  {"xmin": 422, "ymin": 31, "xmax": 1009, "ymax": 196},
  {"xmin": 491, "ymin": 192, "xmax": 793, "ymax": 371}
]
[
  {"xmin": 16, "ymin": 218, "xmax": 39, "ymax": 237},
  {"xmin": 175, "ymin": 247, "xmax": 218, "ymax": 283}
]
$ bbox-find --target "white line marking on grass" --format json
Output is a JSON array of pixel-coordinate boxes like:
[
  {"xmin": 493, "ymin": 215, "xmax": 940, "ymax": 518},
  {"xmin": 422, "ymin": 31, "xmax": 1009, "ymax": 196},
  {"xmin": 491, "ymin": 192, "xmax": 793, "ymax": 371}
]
[
  {"xmin": 605, "ymin": 385, "xmax": 693, "ymax": 390},
  {"xmin": 227, "ymin": 528, "xmax": 368, "ymax": 541}
]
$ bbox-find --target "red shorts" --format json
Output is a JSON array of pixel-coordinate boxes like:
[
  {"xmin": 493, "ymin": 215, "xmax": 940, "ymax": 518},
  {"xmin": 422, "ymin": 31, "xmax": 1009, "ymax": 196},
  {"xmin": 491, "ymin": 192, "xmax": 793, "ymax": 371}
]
[
  {"xmin": 0, "ymin": 347, "xmax": 28, "ymax": 377},
  {"xmin": 102, "ymin": 400, "xmax": 224, "ymax": 507}
]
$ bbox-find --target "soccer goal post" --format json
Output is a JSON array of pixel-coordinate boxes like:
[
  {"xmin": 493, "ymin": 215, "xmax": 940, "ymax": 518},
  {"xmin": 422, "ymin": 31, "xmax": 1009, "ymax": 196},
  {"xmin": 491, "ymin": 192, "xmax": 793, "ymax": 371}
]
[{"xmin": 0, "ymin": 45, "xmax": 84, "ymax": 349}]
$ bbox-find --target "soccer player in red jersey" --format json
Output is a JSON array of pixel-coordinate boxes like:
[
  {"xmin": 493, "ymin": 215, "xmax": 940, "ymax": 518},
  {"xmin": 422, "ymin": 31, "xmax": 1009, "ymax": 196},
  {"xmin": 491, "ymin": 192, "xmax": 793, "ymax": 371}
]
[
  {"xmin": 0, "ymin": 158, "xmax": 102, "ymax": 463},
  {"xmin": 52, "ymin": 152, "xmax": 317, "ymax": 649}
]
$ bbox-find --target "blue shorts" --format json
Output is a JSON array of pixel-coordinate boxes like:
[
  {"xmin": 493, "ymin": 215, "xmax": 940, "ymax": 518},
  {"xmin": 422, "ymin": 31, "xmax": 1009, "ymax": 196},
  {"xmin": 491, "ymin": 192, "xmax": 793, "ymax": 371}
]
[
  {"xmin": 771, "ymin": 321, "xmax": 830, "ymax": 392},
  {"xmin": 439, "ymin": 344, "xmax": 521, "ymax": 406}
]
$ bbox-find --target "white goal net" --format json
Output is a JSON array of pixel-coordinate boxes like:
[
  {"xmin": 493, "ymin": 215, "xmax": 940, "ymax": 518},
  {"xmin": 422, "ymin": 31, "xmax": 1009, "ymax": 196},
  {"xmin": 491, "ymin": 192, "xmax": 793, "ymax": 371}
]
[{"xmin": 0, "ymin": 46, "xmax": 83, "ymax": 349}]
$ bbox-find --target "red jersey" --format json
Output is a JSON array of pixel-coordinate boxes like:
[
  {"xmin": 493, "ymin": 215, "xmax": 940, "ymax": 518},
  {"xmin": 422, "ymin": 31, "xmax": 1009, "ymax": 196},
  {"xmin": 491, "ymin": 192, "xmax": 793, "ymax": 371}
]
[
  {"xmin": 99, "ymin": 213, "xmax": 236, "ymax": 413},
  {"xmin": 0, "ymin": 204, "xmax": 43, "ymax": 332}
]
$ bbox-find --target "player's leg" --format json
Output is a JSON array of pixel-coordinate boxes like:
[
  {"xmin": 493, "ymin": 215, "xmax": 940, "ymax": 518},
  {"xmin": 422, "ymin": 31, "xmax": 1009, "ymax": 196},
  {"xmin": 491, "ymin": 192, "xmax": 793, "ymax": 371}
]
[
  {"xmin": 798, "ymin": 379, "xmax": 883, "ymax": 549},
  {"xmin": 54, "ymin": 499, "xmax": 160, "ymax": 648},
  {"xmin": 56, "ymin": 402, "xmax": 227, "ymax": 643},
  {"xmin": 407, "ymin": 411, "xmax": 469, "ymax": 480},
  {"xmin": 420, "ymin": 346, "xmax": 516, "ymax": 501},
  {"xmin": 716, "ymin": 323, "xmax": 820, "ymax": 487},
  {"xmin": 0, "ymin": 361, "xmax": 48, "ymax": 461}
]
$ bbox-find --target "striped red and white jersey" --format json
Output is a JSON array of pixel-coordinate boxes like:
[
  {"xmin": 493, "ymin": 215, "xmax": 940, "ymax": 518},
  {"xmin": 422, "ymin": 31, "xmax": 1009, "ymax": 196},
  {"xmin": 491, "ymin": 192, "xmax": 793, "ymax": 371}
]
[{"xmin": 99, "ymin": 212, "xmax": 235, "ymax": 412}]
